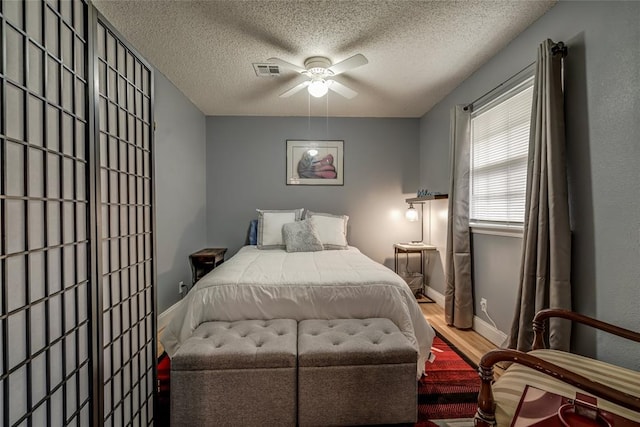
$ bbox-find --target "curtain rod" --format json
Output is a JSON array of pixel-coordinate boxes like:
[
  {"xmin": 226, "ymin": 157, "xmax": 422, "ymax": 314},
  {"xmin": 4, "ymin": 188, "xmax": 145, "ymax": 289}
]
[{"xmin": 463, "ymin": 40, "xmax": 567, "ymax": 112}]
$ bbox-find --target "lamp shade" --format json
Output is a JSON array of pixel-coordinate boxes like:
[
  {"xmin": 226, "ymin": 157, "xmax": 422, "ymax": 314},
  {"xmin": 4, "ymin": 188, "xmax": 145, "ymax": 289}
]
[{"xmin": 405, "ymin": 203, "xmax": 419, "ymax": 222}]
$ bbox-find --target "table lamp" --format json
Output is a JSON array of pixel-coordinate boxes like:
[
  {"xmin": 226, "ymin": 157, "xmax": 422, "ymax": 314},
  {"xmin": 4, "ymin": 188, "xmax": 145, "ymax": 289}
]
[{"xmin": 405, "ymin": 202, "xmax": 423, "ymax": 243}]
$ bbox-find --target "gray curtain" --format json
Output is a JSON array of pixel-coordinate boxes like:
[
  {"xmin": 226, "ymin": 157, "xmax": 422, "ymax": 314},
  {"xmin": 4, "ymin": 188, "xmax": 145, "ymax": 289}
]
[
  {"xmin": 445, "ymin": 105, "xmax": 473, "ymax": 329},
  {"xmin": 508, "ymin": 39, "xmax": 572, "ymax": 352}
]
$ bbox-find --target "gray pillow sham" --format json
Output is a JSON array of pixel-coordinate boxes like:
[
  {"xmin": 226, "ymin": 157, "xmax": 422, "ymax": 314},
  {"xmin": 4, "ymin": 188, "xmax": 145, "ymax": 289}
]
[
  {"xmin": 256, "ymin": 208, "xmax": 304, "ymax": 249},
  {"xmin": 304, "ymin": 210, "xmax": 349, "ymax": 250}
]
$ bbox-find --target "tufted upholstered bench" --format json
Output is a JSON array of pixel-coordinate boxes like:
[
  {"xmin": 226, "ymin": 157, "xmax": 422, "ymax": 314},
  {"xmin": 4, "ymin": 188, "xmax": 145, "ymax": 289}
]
[
  {"xmin": 297, "ymin": 318, "xmax": 418, "ymax": 426},
  {"xmin": 170, "ymin": 319, "xmax": 297, "ymax": 427}
]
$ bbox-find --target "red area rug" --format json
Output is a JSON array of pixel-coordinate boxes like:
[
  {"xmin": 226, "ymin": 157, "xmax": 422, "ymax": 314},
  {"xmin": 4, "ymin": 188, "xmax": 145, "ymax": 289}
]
[
  {"xmin": 156, "ymin": 333, "xmax": 479, "ymax": 426},
  {"xmin": 156, "ymin": 355, "xmax": 171, "ymax": 426},
  {"xmin": 417, "ymin": 334, "xmax": 480, "ymax": 426}
]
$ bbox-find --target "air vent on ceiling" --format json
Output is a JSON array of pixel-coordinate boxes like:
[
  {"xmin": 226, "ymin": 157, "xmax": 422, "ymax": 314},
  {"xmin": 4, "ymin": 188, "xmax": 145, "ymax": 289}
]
[{"xmin": 253, "ymin": 63, "xmax": 281, "ymax": 77}]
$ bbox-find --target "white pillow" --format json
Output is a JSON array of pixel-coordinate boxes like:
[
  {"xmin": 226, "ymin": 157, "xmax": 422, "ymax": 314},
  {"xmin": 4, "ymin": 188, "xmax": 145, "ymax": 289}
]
[
  {"xmin": 257, "ymin": 209, "xmax": 304, "ymax": 249},
  {"xmin": 306, "ymin": 211, "xmax": 349, "ymax": 249}
]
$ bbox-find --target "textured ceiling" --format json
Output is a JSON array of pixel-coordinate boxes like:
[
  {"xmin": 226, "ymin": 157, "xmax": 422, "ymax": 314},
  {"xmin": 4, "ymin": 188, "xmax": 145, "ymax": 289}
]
[{"xmin": 93, "ymin": 0, "xmax": 556, "ymax": 118}]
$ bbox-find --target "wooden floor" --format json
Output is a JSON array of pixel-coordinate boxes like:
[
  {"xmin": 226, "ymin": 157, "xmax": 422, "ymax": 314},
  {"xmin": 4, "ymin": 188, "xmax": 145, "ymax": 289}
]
[{"xmin": 420, "ymin": 301, "xmax": 504, "ymax": 378}]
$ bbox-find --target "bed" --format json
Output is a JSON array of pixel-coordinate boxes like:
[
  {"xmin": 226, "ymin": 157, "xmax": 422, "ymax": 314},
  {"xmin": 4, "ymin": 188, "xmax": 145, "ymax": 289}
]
[{"xmin": 161, "ymin": 245, "xmax": 435, "ymax": 377}]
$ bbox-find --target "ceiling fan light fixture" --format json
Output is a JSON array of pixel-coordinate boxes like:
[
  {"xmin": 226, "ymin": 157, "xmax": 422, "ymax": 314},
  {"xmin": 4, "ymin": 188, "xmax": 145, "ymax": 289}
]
[
  {"xmin": 308, "ymin": 79, "xmax": 328, "ymax": 97},
  {"xmin": 308, "ymin": 66, "xmax": 327, "ymax": 75}
]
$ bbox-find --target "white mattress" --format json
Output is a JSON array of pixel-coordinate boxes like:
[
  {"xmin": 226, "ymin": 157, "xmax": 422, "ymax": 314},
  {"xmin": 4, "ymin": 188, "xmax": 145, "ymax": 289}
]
[{"xmin": 161, "ymin": 246, "xmax": 435, "ymax": 377}]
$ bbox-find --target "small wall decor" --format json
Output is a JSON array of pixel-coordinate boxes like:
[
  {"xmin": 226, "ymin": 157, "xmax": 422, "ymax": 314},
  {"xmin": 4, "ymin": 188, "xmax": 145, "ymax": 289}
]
[
  {"xmin": 416, "ymin": 189, "xmax": 442, "ymax": 197},
  {"xmin": 286, "ymin": 140, "xmax": 344, "ymax": 185}
]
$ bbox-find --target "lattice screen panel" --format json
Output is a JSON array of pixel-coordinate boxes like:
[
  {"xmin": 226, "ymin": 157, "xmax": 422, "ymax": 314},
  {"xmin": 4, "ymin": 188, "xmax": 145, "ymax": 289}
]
[
  {"xmin": 1, "ymin": 0, "xmax": 91, "ymax": 425},
  {"xmin": 1, "ymin": 1, "xmax": 156, "ymax": 425},
  {"xmin": 96, "ymin": 18, "xmax": 155, "ymax": 427}
]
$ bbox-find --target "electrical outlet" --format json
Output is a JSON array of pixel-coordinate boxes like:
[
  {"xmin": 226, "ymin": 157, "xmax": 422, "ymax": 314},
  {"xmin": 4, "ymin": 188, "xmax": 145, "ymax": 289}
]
[{"xmin": 480, "ymin": 298, "xmax": 488, "ymax": 311}]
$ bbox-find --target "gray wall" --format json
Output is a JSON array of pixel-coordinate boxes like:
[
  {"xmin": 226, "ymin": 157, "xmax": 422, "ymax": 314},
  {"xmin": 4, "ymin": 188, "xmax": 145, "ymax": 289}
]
[
  {"xmin": 206, "ymin": 116, "xmax": 421, "ymax": 268},
  {"xmin": 471, "ymin": 233, "xmax": 522, "ymax": 333},
  {"xmin": 154, "ymin": 71, "xmax": 207, "ymax": 312},
  {"xmin": 419, "ymin": 1, "xmax": 640, "ymax": 370}
]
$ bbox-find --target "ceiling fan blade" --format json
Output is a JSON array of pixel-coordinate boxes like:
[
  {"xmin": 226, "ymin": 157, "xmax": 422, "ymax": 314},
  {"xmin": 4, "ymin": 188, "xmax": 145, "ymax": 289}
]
[
  {"xmin": 327, "ymin": 54, "xmax": 368, "ymax": 76},
  {"xmin": 268, "ymin": 57, "xmax": 307, "ymax": 74},
  {"xmin": 279, "ymin": 80, "xmax": 310, "ymax": 98},
  {"xmin": 327, "ymin": 80, "xmax": 358, "ymax": 99}
]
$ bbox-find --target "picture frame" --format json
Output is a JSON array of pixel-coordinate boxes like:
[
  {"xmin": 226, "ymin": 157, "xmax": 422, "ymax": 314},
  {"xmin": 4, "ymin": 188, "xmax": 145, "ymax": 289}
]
[{"xmin": 286, "ymin": 140, "xmax": 344, "ymax": 186}]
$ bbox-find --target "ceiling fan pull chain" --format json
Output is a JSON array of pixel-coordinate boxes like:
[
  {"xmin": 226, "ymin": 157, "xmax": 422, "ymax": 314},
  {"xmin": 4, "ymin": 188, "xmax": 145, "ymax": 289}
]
[
  {"xmin": 308, "ymin": 92, "xmax": 311, "ymax": 140},
  {"xmin": 326, "ymin": 93, "xmax": 330, "ymax": 139}
]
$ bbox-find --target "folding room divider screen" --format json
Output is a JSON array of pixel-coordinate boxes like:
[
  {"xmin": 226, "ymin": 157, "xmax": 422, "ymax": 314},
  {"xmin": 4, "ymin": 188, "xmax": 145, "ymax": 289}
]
[{"xmin": 0, "ymin": 1, "xmax": 156, "ymax": 425}]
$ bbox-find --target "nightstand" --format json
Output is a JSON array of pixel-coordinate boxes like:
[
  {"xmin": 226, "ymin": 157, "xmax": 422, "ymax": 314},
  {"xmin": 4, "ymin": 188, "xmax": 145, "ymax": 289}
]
[
  {"xmin": 189, "ymin": 248, "xmax": 227, "ymax": 284},
  {"xmin": 393, "ymin": 243, "xmax": 437, "ymax": 302}
]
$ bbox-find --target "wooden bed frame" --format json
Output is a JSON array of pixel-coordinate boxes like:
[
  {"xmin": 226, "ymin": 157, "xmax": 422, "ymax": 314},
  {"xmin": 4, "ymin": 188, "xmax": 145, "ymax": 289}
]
[{"xmin": 475, "ymin": 309, "xmax": 640, "ymax": 426}]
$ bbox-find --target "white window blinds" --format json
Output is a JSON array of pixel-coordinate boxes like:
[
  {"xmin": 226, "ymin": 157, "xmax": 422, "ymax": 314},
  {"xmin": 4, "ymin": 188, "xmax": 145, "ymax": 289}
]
[{"xmin": 470, "ymin": 78, "xmax": 534, "ymax": 226}]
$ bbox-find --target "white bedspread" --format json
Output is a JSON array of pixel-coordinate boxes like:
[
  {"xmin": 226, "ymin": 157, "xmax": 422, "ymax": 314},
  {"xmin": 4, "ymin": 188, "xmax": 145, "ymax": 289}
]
[{"xmin": 161, "ymin": 246, "xmax": 435, "ymax": 377}]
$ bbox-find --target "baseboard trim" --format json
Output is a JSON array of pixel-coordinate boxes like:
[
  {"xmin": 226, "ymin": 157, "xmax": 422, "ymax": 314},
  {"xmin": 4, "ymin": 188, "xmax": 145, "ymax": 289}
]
[
  {"xmin": 158, "ymin": 300, "xmax": 182, "ymax": 333},
  {"xmin": 425, "ymin": 286, "xmax": 445, "ymax": 306},
  {"xmin": 473, "ymin": 316, "xmax": 508, "ymax": 347},
  {"xmin": 424, "ymin": 286, "xmax": 507, "ymax": 347}
]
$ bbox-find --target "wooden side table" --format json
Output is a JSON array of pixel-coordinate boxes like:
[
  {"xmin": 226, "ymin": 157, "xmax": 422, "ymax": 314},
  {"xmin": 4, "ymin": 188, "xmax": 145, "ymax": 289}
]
[
  {"xmin": 393, "ymin": 243, "xmax": 437, "ymax": 300},
  {"xmin": 189, "ymin": 248, "xmax": 227, "ymax": 284}
]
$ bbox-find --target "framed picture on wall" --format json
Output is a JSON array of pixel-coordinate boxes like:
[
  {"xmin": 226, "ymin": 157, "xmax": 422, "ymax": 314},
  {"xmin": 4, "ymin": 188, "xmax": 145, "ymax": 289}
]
[{"xmin": 286, "ymin": 140, "xmax": 344, "ymax": 185}]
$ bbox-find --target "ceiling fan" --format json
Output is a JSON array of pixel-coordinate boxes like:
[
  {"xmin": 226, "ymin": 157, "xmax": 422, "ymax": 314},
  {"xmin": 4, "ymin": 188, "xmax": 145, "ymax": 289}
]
[{"xmin": 268, "ymin": 54, "xmax": 368, "ymax": 99}]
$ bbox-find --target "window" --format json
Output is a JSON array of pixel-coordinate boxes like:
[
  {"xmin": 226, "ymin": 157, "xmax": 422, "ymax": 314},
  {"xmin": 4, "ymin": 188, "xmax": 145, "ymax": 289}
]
[{"xmin": 469, "ymin": 76, "xmax": 534, "ymax": 229}]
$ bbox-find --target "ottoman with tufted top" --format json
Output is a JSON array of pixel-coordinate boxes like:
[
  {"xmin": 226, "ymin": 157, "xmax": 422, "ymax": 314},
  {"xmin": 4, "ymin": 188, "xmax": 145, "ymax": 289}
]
[
  {"xmin": 170, "ymin": 319, "xmax": 297, "ymax": 427},
  {"xmin": 297, "ymin": 318, "xmax": 418, "ymax": 426}
]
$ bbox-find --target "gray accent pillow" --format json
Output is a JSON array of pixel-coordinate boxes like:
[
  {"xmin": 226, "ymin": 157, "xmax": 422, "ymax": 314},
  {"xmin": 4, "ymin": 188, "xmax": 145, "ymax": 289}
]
[{"xmin": 282, "ymin": 219, "xmax": 324, "ymax": 253}]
